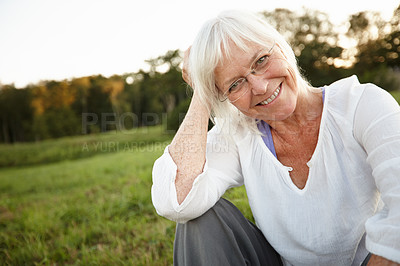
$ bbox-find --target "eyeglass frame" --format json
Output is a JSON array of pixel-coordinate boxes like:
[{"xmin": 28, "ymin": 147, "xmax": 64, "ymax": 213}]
[{"xmin": 216, "ymin": 42, "xmax": 276, "ymax": 103}]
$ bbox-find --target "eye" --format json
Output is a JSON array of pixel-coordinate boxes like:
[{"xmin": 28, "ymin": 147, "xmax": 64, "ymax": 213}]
[
  {"xmin": 256, "ymin": 55, "xmax": 268, "ymax": 66},
  {"xmin": 228, "ymin": 78, "xmax": 245, "ymax": 93},
  {"xmin": 252, "ymin": 54, "xmax": 270, "ymax": 73},
  {"xmin": 229, "ymin": 81, "xmax": 240, "ymax": 92}
]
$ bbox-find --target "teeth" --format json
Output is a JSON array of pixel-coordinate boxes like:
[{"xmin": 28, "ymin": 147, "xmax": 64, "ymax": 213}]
[{"xmin": 259, "ymin": 86, "xmax": 281, "ymax": 106}]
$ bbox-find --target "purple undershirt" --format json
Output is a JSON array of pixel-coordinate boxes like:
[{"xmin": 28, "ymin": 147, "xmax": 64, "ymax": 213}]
[{"xmin": 258, "ymin": 89, "xmax": 325, "ymax": 158}]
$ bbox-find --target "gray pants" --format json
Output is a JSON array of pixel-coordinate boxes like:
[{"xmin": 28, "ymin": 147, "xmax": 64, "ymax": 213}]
[
  {"xmin": 174, "ymin": 198, "xmax": 372, "ymax": 266},
  {"xmin": 174, "ymin": 198, "xmax": 283, "ymax": 266}
]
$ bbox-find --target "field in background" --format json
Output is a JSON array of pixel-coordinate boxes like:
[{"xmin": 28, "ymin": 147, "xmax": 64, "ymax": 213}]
[
  {"xmin": 0, "ymin": 126, "xmax": 251, "ymax": 265},
  {"xmin": 0, "ymin": 126, "xmax": 172, "ymax": 168}
]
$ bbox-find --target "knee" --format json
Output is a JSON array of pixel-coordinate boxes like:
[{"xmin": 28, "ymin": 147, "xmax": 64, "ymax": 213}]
[
  {"xmin": 177, "ymin": 198, "xmax": 240, "ymax": 232},
  {"xmin": 174, "ymin": 198, "xmax": 246, "ymax": 265},
  {"xmin": 173, "ymin": 198, "xmax": 283, "ymax": 266}
]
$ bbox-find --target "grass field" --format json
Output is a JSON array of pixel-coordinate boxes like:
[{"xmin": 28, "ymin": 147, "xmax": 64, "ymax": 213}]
[
  {"xmin": 0, "ymin": 126, "xmax": 173, "ymax": 168},
  {"xmin": 0, "ymin": 127, "xmax": 251, "ymax": 265}
]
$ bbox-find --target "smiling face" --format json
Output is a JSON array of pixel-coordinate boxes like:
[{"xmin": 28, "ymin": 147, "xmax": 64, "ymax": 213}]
[{"xmin": 214, "ymin": 41, "xmax": 300, "ymax": 122}]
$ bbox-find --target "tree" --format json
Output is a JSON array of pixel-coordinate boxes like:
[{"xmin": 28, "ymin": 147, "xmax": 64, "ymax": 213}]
[
  {"xmin": 261, "ymin": 8, "xmax": 345, "ymax": 86},
  {"xmin": 123, "ymin": 50, "xmax": 188, "ymax": 127},
  {"xmin": 85, "ymin": 75, "xmax": 114, "ymax": 132},
  {"xmin": 101, "ymin": 75, "xmax": 127, "ymax": 130},
  {"xmin": 70, "ymin": 76, "xmax": 91, "ymax": 116},
  {"xmin": 0, "ymin": 85, "xmax": 34, "ymax": 143},
  {"xmin": 349, "ymin": 7, "xmax": 400, "ymax": 91},
  {"xmin": 145, "ymin": 49, "xmax": 187, "ymax": 113}
]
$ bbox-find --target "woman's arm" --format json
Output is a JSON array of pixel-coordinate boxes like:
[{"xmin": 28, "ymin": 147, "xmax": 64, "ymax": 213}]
[
  {"xmin": 354, "ymin": 84, "xmax": 400, "ymax": 264},
  {"xmin": 168, "ymin": 47, "xmax": 211, "ymax": 204},
  {"xmin": 169, "ymin": 90, "xmax": 210, "ymax": 204},
  {"xmin": 151, "ymin": 48, "xmax": 243, "ymax": 222}
]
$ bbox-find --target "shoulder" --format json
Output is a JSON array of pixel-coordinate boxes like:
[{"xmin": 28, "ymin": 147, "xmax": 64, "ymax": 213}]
[
  {"xmin": 324, "ymin": 76, "xmax": 399, "ymax": 139},
  {"xmin": 324, "ymin": 75, "xmax": 393, "ymax": 116},
  {"xmin": 354, "ymin": 80, "xmax": 400, "ymax": 135},
  {"xmin": 325, "ymin": 75, "xmax": 364, "ymax": 103},
  {"xmin": 326, "ymin": 75, "xmax": 393, "ymax": 100}
]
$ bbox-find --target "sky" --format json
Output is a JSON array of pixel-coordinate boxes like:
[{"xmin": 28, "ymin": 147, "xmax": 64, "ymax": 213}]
[{"xmin": 0, "ymin": 0, "xmax": 399, "ymax": 88}]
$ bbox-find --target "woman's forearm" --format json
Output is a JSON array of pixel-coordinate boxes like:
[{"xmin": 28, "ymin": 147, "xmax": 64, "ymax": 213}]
[{"xmin": 169, "ymin": 91, "xmax": 210, "ymax": 204}]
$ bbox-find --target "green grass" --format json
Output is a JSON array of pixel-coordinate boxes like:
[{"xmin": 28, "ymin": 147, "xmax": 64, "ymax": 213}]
[
  {"xmin": 0, "ymin": 147, "xmax": 176, "ymax": 265},
  {"xmin": 0, "ymin": 126, "xmax": 172, "ymax": 168},
  {"xmin": 0, "ymin": 131, "xmax": 251, "ymax": 265}
]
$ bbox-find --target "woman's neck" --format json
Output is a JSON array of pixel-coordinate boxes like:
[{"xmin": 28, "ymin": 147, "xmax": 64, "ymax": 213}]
[{"xmin": 266, "ymin": 89, "xmax": 323, "ymax": 138}]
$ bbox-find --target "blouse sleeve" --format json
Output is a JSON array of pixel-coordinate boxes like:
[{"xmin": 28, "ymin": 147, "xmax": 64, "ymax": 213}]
[
  {"xmin": 353, "ymin": 84, "xmax": 400, "ymax": 263},
  {"xmin": 151, "ymin": 126, "xmax": 244, "ymax": 223}
]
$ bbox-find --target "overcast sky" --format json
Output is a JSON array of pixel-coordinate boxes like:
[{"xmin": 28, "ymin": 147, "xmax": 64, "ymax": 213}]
[{"xmin": 0, "ymin": 0, "xmax": 398, "ymax": 87}]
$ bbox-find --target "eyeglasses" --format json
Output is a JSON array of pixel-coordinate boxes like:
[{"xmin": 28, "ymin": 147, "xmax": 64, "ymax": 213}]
[{"xmin": 218, "ymin": 42, "xmax": 276, "ymax": 103}]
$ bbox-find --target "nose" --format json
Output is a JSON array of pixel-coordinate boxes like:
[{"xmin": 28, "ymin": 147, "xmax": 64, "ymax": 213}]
[{"xmin": 247, "ymin": 75, "xmax": 268, "ymax": 95}]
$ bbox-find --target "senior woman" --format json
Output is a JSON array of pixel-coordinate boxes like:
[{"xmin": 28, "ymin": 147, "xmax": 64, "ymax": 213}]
[{"xmin": 151, "ymin": 10, "xmax": 400, "ymax": 266}]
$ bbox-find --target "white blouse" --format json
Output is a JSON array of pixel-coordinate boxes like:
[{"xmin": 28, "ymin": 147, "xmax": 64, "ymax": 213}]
[{"xmin": 151, "ymin": 76, "xmax": 400, "ymax": 265}]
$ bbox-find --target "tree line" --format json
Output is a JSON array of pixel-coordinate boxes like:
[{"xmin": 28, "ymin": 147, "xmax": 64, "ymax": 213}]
[{"xmin": 1, "ymin": 6, "xmax": 399, "ymax": 143}]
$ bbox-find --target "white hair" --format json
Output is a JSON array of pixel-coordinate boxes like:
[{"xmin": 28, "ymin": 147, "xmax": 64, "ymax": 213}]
[{"xmin": 188, "ymin": 10, "xmax": 311, "ymax": 134}]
